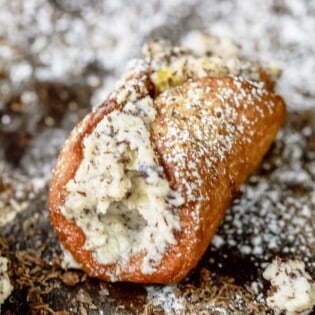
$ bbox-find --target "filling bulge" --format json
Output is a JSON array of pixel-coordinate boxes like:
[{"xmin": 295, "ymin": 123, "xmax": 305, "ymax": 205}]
[{"xmin": 62, "ymin": 108, "xmax": 183, "ymax": 273}]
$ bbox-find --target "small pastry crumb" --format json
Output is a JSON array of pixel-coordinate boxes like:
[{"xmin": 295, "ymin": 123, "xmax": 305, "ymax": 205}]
[
  {"xmin": 0, "ymin": 257, "xmax": 13, "ymax": 312},
  {"xmin": 263, "ymin": 257, "xmax": 315, "ymax": 315}
]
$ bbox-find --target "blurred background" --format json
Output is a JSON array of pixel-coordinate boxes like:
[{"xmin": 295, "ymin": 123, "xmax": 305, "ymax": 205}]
[{"xmin": 0, "ymin": 0, "xmax": 314, "ymax": 174}]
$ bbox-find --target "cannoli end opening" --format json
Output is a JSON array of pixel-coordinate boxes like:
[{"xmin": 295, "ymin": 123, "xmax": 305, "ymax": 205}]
[{"xmin": 60, "ymin": 109, "xmax": 183, "ymax": 274}]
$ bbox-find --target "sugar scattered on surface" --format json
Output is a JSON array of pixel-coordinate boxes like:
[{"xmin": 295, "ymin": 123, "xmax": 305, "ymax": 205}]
[
  {"xmin": 218, "ymin": 124, "xmax": 315, "ymax": 270},
  {"xmin": 1, "ymin": 0, "xmax": 314, "ymax": 109}
]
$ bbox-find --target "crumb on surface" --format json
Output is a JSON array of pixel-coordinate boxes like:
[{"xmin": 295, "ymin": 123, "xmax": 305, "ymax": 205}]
[{"xmin": 263, "ymin": 257, "xmax": 315, "ymax": 315}]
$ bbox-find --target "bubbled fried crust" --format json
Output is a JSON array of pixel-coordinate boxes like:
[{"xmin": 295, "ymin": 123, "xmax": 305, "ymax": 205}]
[{"xmin": 49, "ymin": 76, "xmax": 285, "ymax": 284}]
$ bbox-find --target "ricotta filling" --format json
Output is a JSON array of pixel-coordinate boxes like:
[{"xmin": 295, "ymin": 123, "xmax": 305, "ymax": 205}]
[
  {"xmin": 62, "ymin": 108, "xmax": 183, "ymax": 273},
  {"xmin": 263, "ymin": 257, "xmax": 315, "ymax": 315}
]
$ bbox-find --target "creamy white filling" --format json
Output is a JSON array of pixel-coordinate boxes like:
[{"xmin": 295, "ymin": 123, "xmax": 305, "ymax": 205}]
[
  {"xmin": 143, "ymin": 36, "xmax": 279, "ymax": 93},
  {"xmin": 0, "ymin": 257, "xmax": 13, "ymax": 312},
  {"xmin": 62, "ymin": 106, "xmax": 183, "ymax": 273},
  {"xmin": 263, "ymin": 258, "xmax": 315, "ymax": 315}
]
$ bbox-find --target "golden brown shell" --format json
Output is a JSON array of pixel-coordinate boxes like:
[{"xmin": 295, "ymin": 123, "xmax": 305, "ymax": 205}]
[{"xmin": 49, "ymin": 76, "xmax": 285, "ymax": 283}]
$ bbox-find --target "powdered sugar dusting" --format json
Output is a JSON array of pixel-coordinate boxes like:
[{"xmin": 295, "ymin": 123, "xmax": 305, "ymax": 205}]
[
  {"xmin": 154, "ymin": 75, "xmax": 276, "ymax": 209},
  {"xmin": 143, "ymin": 112, "xmax": 315, "ymax": 313},
  {"xmin": 217, "ymin": 122, "xmax": 315, "ymax": 269}
]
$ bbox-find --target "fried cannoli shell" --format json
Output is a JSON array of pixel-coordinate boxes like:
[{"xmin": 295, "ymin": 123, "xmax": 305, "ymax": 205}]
[{"xmin": 49, "ymin": 76, "xmax": 285, "ymax": 283}]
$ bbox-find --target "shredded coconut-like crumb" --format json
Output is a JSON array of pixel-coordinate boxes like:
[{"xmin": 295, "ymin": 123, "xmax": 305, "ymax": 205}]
[{"xmin": 263, "ymin": 257, "xmax": 315, "ymax": 315}]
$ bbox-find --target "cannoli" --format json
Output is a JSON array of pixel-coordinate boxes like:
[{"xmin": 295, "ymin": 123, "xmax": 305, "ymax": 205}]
[{"xmin": 49, "ymin": 37, "xmax": 286, "ymax": 283}]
